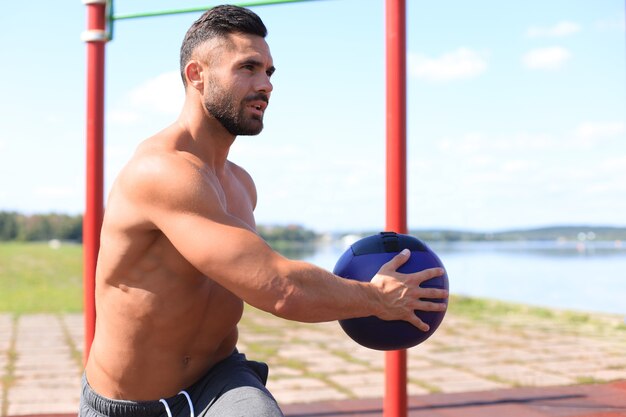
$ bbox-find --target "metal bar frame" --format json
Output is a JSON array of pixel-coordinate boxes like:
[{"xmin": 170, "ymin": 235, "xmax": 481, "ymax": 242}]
[
  {"xmin": 112, "ymin": 0, "xmax": 320, "ymax": 21},
  {"xmin": 84, "ymin": 1, "xmax": 409, "ymax": 413},
  {"xmin": 83, "ymin": 0, "xmax": 106, "ymax": 365},
  {"xmin": 384, "ymin": 0, "xmax": 407, "ymax": 416}
]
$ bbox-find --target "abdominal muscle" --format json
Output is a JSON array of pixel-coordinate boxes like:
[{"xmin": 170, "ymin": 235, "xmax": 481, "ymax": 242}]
[{"xmin": 85, "ymin": 234, "xmax": 244, "ymax": 401}]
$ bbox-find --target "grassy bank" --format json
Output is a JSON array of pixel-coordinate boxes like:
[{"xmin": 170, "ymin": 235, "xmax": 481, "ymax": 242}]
[
  {"xmin": 1, "ymin": 242, "xmax": 625, "ymax": 340},
  {"xmin": 448, "ymin": 295, "xmax": 626, "ymax": 336},
  {"xmin": 0, "ymin": 242, "xmax": 83, "ymax": 313}
]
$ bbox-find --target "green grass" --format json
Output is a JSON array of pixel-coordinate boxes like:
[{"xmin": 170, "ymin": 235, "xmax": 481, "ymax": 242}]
[
  {"xmin": 448, "ymin": 295, "xmax": 555, "ymax": 319},
  {"xmin": 448, "ymin": 294, "xmax": 626, "ymax": 337},
  {"xmin": 0, "ymin": 242, "xmax": 83, "ymax": 313},
  {"xmin": 2, "ymin": 242, "xmax": 625, "ymax": 340}
]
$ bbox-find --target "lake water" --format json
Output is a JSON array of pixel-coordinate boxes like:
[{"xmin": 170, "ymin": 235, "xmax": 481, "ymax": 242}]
[{"xmin": 299, "ymin": 240, "xmax": 626, "ymax": 316}]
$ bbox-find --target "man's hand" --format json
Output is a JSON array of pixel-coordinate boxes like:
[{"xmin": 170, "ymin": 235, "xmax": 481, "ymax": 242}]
[{"xmin": 370, "ymin": 249, "xmax": 448, "ymax": 331}]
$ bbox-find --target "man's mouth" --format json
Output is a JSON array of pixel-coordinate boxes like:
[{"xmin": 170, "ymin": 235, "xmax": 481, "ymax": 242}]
[
  {"xmin": 246, "ymin": 94, "xmax": 269, "ymax": 113},
  {"xmin": 248, "ymin": 102, "xmax": 267, "ymax": 119},
  {"xmin": 249, "ymin": 101, "xmax": 267, "ymax": 112}
]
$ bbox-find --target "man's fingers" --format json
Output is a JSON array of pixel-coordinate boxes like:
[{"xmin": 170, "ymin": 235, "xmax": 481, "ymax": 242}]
[
  {"xmin": 414, "ymin": 300, "xmax": 448, "ymax": 312},
  {"xmin": 405, "ymin": 302, "xmax": 447, "ymax": 330},
  {"xmin": 418, "ymin": 288, "xmax": 449, "ymax": 300},
  {"xmin": 412, "ymin": 267, "xmax": 445, "ymax": 284},
  {"xmin": 381, "ymin": 249, "xmax": 411, "ymax": 271},
  {"xmin": 407, "ymin": 315, "xmax": 430, "ymax": 332}
]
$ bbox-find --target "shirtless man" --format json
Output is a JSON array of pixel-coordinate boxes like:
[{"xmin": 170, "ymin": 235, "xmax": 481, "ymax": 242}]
[{"xmin": 79, "ymin": 5, "xmax": 448, "ymax": 417}]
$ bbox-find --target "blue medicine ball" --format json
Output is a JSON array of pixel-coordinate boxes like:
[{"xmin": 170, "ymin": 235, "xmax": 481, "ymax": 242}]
[{"xmin": 333, "ymin": 232, "xmax": 449, "ymax": 351}]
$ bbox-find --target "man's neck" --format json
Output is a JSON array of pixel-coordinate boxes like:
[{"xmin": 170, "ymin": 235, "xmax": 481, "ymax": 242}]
[{"xmin": 177, "ymin": 100, "xmax": 236, "ymax": 171}]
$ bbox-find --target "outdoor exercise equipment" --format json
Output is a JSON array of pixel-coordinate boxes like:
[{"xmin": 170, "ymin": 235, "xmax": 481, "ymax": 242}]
[
  {"xmin": 334, "ymin": 232, "xmax": 448, "ymax": 351},
  {"xmin": 82, "ymin": 1, "xmax": 409, "ymax": 416}
]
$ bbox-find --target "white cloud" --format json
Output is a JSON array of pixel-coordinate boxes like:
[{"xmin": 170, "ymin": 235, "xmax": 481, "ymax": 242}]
[
  {"xmin": 501, "ymin": 159, "xmax": 533, "ymax": 173},
  {"xmin": 107, "ymin": 71, "xmax": 184, "ymax": 126},
  {"xmin": 439, "ymin": 131, "xmax": 556, "ymax": 154},
  {"xmin": 408, "ymin": 48, "xmax": 488, "ymax": 82},
  {"xmin": 35, "ymin": 186, "xmax": 76, "ymax": 198},
  {"xmin": 522, "ymin": 47, "xmax": 571, "ymax": 70},
  {"xmin": 526, "ymin": 21, "xmax": 581, "ymax": 38},
  {"xmin": 439, "ymin": 124, "xmax": 626, "ymax": 158},
  {"xmin": 230, "ymin": 141, "xmax": 300, "ymax": 160},
  {"xmin": 574, "ymin": 121, "xmax": 625, "ymax": 146},
  {"xmin": 595, "ymin": 17, "xmax": 626, "ymax": 32},
  {"xmin": 128, "ymin": 71, "xmax": 184, "ymax": 115},
  {"xmin": 107, "ymin": 109, "xmax": 140, "ymax": 125}
]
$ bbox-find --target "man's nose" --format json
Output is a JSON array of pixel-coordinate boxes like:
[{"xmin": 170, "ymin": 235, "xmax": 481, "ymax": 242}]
[{"xmin": 256, "ymin": 74, "xmax": 273, "ymax": 94}]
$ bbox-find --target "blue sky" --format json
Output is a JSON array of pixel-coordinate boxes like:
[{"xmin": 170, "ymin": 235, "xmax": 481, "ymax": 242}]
[{"xmin": 1, "ymin": 0, "xmax": 625, "ymax": 232}]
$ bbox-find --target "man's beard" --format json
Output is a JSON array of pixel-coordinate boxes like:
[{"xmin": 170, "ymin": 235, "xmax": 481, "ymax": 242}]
[{"xmin": 204, "ymin": 78, "xmax": 267, "ymax": 136}]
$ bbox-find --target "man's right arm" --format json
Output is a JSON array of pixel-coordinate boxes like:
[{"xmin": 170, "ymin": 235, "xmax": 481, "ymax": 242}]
[{"xmin": 122, "ymin": 152, "xmax": 447, "ymax": 330}]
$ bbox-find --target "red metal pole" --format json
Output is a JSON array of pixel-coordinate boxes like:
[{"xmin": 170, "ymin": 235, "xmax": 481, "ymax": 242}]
[
  {"xmin": 82, "ymin": 0, "xmax": 107, "ymax": 365},
  {"xmin": 384, "ymin": 0, "xmax": 407, "ymax": 416}
]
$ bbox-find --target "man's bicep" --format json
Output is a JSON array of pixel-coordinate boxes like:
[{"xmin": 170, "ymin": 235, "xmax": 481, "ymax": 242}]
[
  {"xmin": 125, "ymin": 155, "xmax": 285, "ymax": 303},
  {"xmin": 157, "ymin": 207, "xmax": 285, "ymax": 302}
]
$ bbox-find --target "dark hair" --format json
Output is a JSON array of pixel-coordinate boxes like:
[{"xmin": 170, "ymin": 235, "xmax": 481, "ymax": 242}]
[{"xmin": 180, "ymin": 5, "xmax": 268, "ymax": 87}]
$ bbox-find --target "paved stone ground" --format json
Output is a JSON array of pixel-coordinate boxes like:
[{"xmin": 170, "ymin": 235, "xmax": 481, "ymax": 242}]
[
  {"xmin": 1, "ymin": 307, "xmax": 625, "ymax": 415},
  {"xmin": 279, "ymin": 382, "xmax": 626, "ymax": 417}
]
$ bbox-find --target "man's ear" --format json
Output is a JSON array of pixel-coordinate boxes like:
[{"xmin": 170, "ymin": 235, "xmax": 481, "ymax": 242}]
[{"xmin": 185, "ymin": 60, "xmax": 204, "ymax": 92}]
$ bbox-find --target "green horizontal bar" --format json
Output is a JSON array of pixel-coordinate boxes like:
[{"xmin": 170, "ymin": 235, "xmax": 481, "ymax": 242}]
[{"xmin": 112, "ymin": 0, "xmax": 321, "ymax": 20}]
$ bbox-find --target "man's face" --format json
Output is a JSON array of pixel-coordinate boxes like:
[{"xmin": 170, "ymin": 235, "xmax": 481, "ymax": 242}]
[{"xmin": 202, "ymin": 33, "xmax": 275, "ymax": 136}]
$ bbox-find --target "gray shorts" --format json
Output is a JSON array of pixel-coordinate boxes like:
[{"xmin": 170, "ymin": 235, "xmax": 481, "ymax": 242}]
[{"xmin": 79, "ymin": 350, "xmax": 284, "ymax": 417}]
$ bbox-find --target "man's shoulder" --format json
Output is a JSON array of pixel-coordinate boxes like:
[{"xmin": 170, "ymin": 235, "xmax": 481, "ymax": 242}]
[
  {"xmin": 115, "ymin": 141, "xmax": 205, "ymax": 210},
  {"xmin": 125, "ymin": 147, "xmax": 188, "ymax": 186}
]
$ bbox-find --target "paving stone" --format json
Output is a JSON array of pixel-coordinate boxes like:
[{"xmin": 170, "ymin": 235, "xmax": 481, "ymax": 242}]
[
  {"xmin": 330, "ymin": 372, "xmax": 386, "ymax": 399},
  {"xmin": 8, "ymin": 402, "xmax": 79, "ymax": 415},
  {"xmin": 5, "ymin": 308, "xmax": 626, "ymax": 412},
  {"xmin": 328, "ymin": 371, "xmax": 384, "ymax": 388},
  {"xmin": 9, "ymin": 384, "xmax": 81, "ymax": 401},
  {"xmin": 268, "ymin": 376, "xmax": 331, "ymax": 391},
  {"xmin": 349, "ymin": 384, "xmax": 386, "ymax": 399},
  {"xmin": 289, "ymin": 328, "xmax": 343, "ymax": 343},
  {"xmin": 313, "ymin": 360, "xmax": 370, "ymax": 374},
  {"xmin": 405, "ymin": 358, "xmax": 436, "ymax": 369},
  {"xmin": 408, "ymin": 367, "xmax": 506, "ymax": 392},
  {"xmin": 14, "ymin": 353, "xmax": 73, "ymax": 366},
  {"xmin": 273, "ymin": 388, "xmax": 348, "ymax": 404},
  {"xmin": 270, "ymin": 366, "xmax": 304, "ymax": 377},
  {"xmin": 268, "ymin": 377, "xmax": 349, "ymax": 403},
  {"xmin": 12, "ymin": 371, "xmax": 82, "ymax": 384},
  {"xmin": 407, "ymin": 383, "xmax": 431, "ymax": 396},
  {"xmin": 582, "ymin": 369, "xmax": 626, "ymax": 381},
  {"xmin": 278, "ymin": 345, "xmax": 329, "ymax": 358},
  {"xmin": 0, "ymin": 315, "xmax": 14, "ymax": 352},
  {"xmin": 470, "ymin": 364, "xmax": 575, "ymax": 386},
  {"xmin": 537, "ymin": 358, "xmax": 626, "ymax": 379},
  {"xmin": 0, "ymin": 338, "xmax": 10, "ymax": 352},
  {"xmin": 343, "ymin": 348, "xmax": 385, "ymax": 367},
  {"xmin": 432, "ymin": 378, "xmax": 507, "ymax": 393},
  {"xmin": 0, "ymin": 314, "xmax": 12, "ymax": 323}
]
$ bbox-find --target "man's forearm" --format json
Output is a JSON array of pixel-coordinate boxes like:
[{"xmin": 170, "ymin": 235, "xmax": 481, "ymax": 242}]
[{"xmin": 260, "ymin": 259, "xmax": 381, "ymax": 323}]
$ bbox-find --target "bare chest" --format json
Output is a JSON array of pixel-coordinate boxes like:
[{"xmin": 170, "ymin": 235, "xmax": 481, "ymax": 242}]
[{"xmin": 203, "ymin": 170, "xmax": 256, "ymax": 229}]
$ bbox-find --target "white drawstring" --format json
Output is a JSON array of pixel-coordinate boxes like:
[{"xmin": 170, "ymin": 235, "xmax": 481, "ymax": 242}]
[
  {"xmin": 179, "ymin": 390, "xmax": 195, "ymax": 417},
  {"xmin": 159, "ymin": 399, "xmax": 173, "ymax": 417},
  {"xmin": 159, "ymin": 390, "xmax": 194, "ymax": 417}
]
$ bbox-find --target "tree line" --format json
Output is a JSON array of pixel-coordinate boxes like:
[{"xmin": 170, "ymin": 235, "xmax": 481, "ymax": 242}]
[
  {"xmin": 0, "ymin": 211, "xmax": 83, "ymax": 242},
  {"xmin": 8, "ymin": 210, "xmax": 620, "ymax": 244},
  {"xmin": 0, "ymin": 211, "xmax": 319, "ymax": 244}
]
